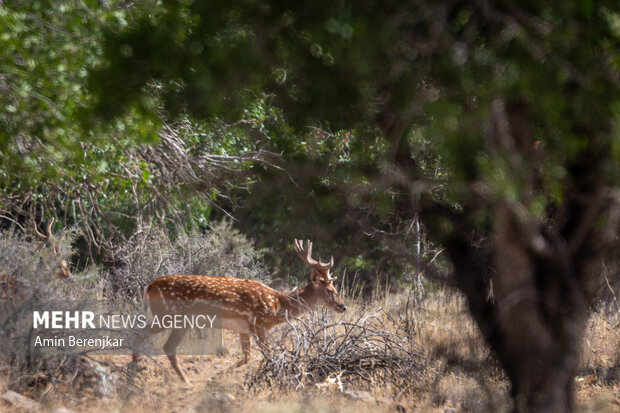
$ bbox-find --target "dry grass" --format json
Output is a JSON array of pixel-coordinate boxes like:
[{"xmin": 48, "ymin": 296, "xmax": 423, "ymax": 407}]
[
  {"xmin": 581, "ymin": 311, "xmax": 620, "ymax": 373},
  {"xmin": 244, "ymin": 290, "xmax": 507, "ymax": 410},
  {"xmin": 1, "ymin": 288, "xmax": 619, "ymax": 412}
]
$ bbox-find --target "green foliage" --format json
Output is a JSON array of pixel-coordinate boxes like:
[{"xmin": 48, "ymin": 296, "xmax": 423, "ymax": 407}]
[
  {"xmin": 1, "ymin": 3, "xmax": 618, "ymax": 409},
  {"xmin": 0, "ymin": 1, "xmax": 169, "ymax": 256},
  {"xmin": 0, "ymin": 3, "xmax": 290, "ymax": 265},
  {"xmin": 0, "ymin": 1, "xmax": 155, "ymax": 186},
  {"xmin": 87, "ymin": 1, "xmax": 620, "ymax": 182},
  {"xmin": 1, "ymin": 0, "xmax": 618, "ymax": 289}
]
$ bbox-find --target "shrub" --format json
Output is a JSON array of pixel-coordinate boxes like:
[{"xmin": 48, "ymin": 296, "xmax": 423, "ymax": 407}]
[
  {"xmin": 106, "ymin": 219, "xmax": 269, "ymax": 299},
  {"xmin": 0, "ymin": 227, "xmax": 98, "ymax": 301}
]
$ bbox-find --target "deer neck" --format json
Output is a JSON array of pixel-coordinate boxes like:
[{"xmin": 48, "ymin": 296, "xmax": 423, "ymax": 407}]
[{"xmin": 279, "ymin": 284, "xmax": 318, "ymax": 317}]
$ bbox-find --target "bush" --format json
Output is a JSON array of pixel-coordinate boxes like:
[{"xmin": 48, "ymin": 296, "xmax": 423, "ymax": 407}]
[
  {"xmin": 0, "ymin": 227, "xmax": 99, "ymax": 301},
  {"xmin": 0, "ymin": 226, "xmax": 104, "ymax": 400},
  {"xmin": 247, "ymin": 304, "xmax": 425, "ymax": 396},
  {"xmin": 106, "ymin": 219, "xmax": 269, "ymax": 299}
]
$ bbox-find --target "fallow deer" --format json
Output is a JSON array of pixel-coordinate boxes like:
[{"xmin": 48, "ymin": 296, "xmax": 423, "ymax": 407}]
[
  {"xmin": 133, "ymin": 239, "xmax": 346, "ymax": 384},
  {"xmin": 0, "ymin": 273, "xmax": 26, "ymax": 302},
  {"xmin": 0, "ymin": 218, "xmax": 72, "ymax": 302},
  {"xmin": 31, "ymin": 217, "xmax": 72, "ymax": 279}
]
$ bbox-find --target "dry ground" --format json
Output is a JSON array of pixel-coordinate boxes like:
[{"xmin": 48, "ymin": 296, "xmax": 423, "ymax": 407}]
[{"xmin": 1, "ymin": 292, "xmax": 619, "ymax": 412}]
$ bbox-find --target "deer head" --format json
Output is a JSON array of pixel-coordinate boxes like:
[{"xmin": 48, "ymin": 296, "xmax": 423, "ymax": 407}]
[
  {"xmin": 294, "ymin": 239, "xmax": 346, "ymax": 313},
  {"xmin": 33, "ymin": 218, "xmax": 72, "ymax": 278}
]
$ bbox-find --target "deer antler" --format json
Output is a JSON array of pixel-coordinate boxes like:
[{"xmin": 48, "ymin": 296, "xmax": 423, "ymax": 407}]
[
  {"xmin": 28, "ymin": 214, "xmax": 71, "ymax": 278},
  {"xmin": 46, "ymin": 218, "xmax": 54, "ymax": 239},
  {"xmin": 294, "ymin": 239, "xmax": 335, "ymax": 280},
  {"xmin": 33, "ymin": 217, "xmax": 52, "ymax": 241},
  {"xmin": 33, "ymin": 217, "xmax": 61, "ymax": 256}
]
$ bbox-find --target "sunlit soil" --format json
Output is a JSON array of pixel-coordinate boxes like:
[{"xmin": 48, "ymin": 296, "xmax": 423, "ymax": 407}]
[{"xmin": 1, "ymin": 293, "xmax": 618, "ymax": 412}]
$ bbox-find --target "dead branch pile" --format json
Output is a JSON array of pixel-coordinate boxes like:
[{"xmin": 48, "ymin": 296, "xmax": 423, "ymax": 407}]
[{"xmin": 247, "ymin": 308, "xmax": 425, "ymax": 395}]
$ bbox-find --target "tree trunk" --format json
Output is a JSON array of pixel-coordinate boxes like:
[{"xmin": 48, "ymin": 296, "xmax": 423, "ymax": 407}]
[
  {"xmin": 431, "ymin": 201, "xmax": 603, "ymax": 413},
  {"xmin": 490, "ymin": 205, "xmax": 589, "ymax": 412}
]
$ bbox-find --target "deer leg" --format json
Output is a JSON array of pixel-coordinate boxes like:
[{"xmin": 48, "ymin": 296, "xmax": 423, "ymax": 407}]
[
  {"xmin": 253, "ymin": 327, "xmax": 269, "ymax": 354},
  {"xmin": 132, "ymin": 323, "xmax": 166, "ymax": 363},
  {"xmin": 163, "ymin": 328, "xmax": 190, "ymax": 384},
  {"xmin": 235, "ymin": 333, "xmax": 251, "ymax": 367}
]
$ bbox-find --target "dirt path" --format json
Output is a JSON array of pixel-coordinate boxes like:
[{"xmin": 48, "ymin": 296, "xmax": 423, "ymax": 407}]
[
  {"xmin": 103, "ymin": 351, "xmax": 255, "ymax": 412},
  {"xmin": 76, "ymin": 341, "xmax": 409, "ymax": 413},
  {"xmin": 4, "ymin": 330, "xmax": 617, "ymax": 412}
]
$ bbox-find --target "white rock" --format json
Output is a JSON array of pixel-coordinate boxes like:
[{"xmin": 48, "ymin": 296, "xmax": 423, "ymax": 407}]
[
  {"xmin": 343, "ymin": 390, "xmax": 374, "ymax": 402},
  {"xmin": 1, "ymin": 390, "xmax": 41, "ymax": 410}
]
